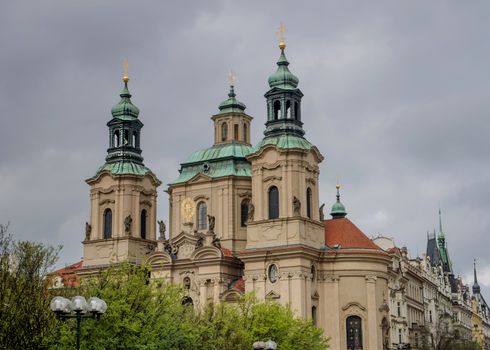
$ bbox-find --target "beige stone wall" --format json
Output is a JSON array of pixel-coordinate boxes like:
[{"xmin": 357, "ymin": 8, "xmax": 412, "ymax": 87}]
[
  {"xmin": 211, "ymin": 112, "xmax": 252, "ymax": 145},
  {"xmin": 241, "ymin": 249, "xmax": 390, "ymax": 350},
  {"xmin": 246, "ymin": 145, "xmax": 324, "ymax": 250},
  {"xmin": 168, "ymin": 176, "xmax": 251, "ymax": 252},
  {"xmin": 83, "ymin": 172, "xmax": 160, "ymax": 267}
]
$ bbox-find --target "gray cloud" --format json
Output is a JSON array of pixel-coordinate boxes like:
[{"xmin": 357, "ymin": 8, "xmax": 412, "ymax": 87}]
[{"xmin": 0, "ymin": 1, "xmax": 488, "ymax": 300}]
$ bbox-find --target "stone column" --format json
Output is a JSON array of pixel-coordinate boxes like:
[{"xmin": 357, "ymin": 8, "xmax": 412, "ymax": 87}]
[
  {"xmin": 366, "ymin": 275, "xmax": 378, "ymax": 350},
  {"xmin": 150, "ymin": 193, "xmax": 157, "ymax": 240},
  {"xmin": 133, "ymin": 188, "xmax": 140, "ymax": 238},
  {"xmin": 280, "ymin": 165, "xmax": 287, "ymax": 217},
  {"xmin": 305, "ymin": 274, "xmax": 312, "ymax": 319},
  {"xmin": 279, "ymin": 272, "xmax": 291, "ymax": 305},
  {"xmin": 323, "ymin": 275, "xmax": 341, "ymax": 350},
  {"xmin": 290, "ymin": 271, "xmax": 306, "ymax": 317},
  {"xmin": 199, "ymin": 280, "xmax": 207, "ymax": 310}
]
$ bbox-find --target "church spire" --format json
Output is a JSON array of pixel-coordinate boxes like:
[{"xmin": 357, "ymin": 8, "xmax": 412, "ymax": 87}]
[
  {"xmin": 330, "ymin": 181, "xmax": 347, "ymax": 219},
  {"xmin": 263, "ymin": 24, "xmax": 305, "ymax": 138},
  {"xmin": 104, "ymin": 61, "xmax": 145, "ymax": 167},
  {"xmin": 217, "ymin": 71, "xmax": 246, "ymax": 115},
  {"xmin": 473, "ymin": 259, "xmax": 481, "ymax": 294}
]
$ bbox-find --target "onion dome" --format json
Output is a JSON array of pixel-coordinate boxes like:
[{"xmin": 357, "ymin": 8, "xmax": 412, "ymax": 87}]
[
  {"xmin": 217, "ymin": 85, "xmax": 246, "ymax": 114},
  {"xmin": 330, "ymin": 183, "xmax": 347, "ymax": 219},
  {"xmin": 267, "ymin": 45, "xmax": 299, "ymax": 90},
  {"xmin": 110, "ymin": 76, "xmax": 140, "ymax": 119}
]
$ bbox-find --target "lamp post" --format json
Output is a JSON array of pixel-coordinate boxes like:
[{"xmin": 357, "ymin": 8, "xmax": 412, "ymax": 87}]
[
  {"xmin": 50, "ymin": 296, "xmax": 107, "ymax": 350},
  {"xmin": 253, "ymin": 340, "xmax": 277, "ymax": 350}
]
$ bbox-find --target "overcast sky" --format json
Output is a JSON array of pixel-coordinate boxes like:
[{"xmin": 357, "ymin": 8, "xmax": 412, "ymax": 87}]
[{"xmin": 0, "ymin": 1, "xmax": 489, "ymax": 298}]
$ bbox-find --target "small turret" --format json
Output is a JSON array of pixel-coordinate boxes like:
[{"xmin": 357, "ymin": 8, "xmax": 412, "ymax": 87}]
[{"xmin": 330, "ymin": 182, "xmax": 347, "ymax": 219}]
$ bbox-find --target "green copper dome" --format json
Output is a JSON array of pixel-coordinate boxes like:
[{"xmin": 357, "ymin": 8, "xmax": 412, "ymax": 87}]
[
  {"xmin": 218, "ymin": 86, "xmax": 246, "ymax": 114},
  {"xmin": 172, "ymin": 143, "xmax": 253, "ymax": 184},
  {"xmin": 267, "ymin": 49, "xmax": 299, "ymax": 90},
  {"xmin": 110, "ymin": 83, "xmax": 140, "ymax": 120},
  {"xmin": 254, "ymin": 134, "xmax": 313, "ymax": 152},
  {"xmin": 330, "ymin": 185, "xmax": 347, "ymax": 219}
]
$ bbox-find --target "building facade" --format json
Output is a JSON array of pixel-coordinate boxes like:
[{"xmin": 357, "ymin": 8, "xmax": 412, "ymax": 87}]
[{"xmin": 69, "ymin": 41, "xmax": 490, "ymax": 350}]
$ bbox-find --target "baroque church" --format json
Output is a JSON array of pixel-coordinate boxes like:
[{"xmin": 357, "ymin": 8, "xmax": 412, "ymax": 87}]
[{"xmin": 75, "ymin": 38, "xmax": 453, "ymax": 350}]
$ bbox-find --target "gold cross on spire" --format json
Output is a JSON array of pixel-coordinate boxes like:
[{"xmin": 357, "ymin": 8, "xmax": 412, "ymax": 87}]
[
  {"xmin": 123, "ymin": 59, "xmax": 129, "ymax": 83},
  {"xmin": 277, "ymin": 22, "xmax": 286, "ymax": 49},
  {"xmin": 228, "ymin": 70, "xmax": 236, "ymax": 86}
]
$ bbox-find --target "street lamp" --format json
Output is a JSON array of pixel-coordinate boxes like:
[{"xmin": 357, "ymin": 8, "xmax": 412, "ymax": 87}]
[
  {"xmin": 50, "ymin": 296, "xmax": 107, "ymax": 350},
  {"xmin": 253, "ymin": 340, "xmax": 277, "ymax": 350}
]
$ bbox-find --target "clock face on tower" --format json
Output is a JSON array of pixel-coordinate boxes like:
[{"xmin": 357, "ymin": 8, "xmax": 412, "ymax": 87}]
[{"xmin": 181, "ymin": 197, "xmax": 196, "ymax": 223}]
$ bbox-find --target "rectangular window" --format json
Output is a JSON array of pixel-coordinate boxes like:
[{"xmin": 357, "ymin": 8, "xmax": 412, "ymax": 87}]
[{"xmin": 234, "ymin": 124, "xmax": 239, "ymax": 140}]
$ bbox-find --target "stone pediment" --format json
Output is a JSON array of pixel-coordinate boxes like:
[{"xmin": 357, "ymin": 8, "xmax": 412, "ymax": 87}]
[
  {"xmin": 220, "ymin": 289, "xmax": 243, "ymax": 302},
  {"xmin": 172, "ymin": 231, "xmax": 200, "ymax": 260},
  {"xmin": 145, "ymin": 251, "xmax": 173, "ymax": 266},
  {"xmin": 342, "ymin": 302, "xmax": 366, "ymax": 312},
  {"xmin": 191, "ymin": 245, "xmax": 222, "ymax": 260},
  {"xmin": 187, "ymin": 173, "xmax": 212, "ymax": 184},
  {"xmin": 265, "ymin": 290, "xmax": 280, "ymax": 300}
]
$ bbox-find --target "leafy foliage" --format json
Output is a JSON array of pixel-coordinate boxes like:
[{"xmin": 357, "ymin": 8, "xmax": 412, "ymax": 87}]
[
  {"xmin": 0, "ymin": 223, "xmax": 61, "ymax": 349},
  {"xmin": 45, "ymin": 263, "xmax": 329, "ymax": 350}
]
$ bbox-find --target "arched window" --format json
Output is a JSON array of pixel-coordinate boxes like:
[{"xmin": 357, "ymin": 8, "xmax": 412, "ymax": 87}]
[
  {"xmin": 103, "ymin": 208, "xmax": 112, "ymax": 239},
  {"xmin": 273, "ymin": 100, "xmax": 281, "ymax": 120},
  {"xmin": 241, "ymin": 199, "xmax": 249, "ymax": 227},
  {"xmin": 268, "ymin": 186, "xmax": 279, "ymax": 219},
  {"xmin": 285, "ymin": 100, "xmax": 291, "ymax": 118},
  {"xmin": 234, "ymin": 124, "xmax": 239, "ymax": 140},
  {"xmin": 312, "ymin": 306, "xmax": 317, "ymax": 326},
  {"xmin": 140, "ymin": 209, "xmax": 147, "ymax": 239},
  {"xmin": 182, "ymin": 296, "xmax": 193, "ymax": 306},
  {"xmin": 132, "ymin": 131, "xmax": 138, "ymax": 148},
  {"xmin": 114, "ymin": 130, "xmax": 120, "ymax": 147},
  {"xmin": 123, "ymin": 130, "xmax": 129, "ymax": 145},
  {"xmin": 243, "ymin": 123, "xmax": 248, "ymax": 143},
  {"xmin": 221, "ymin": 123, "xmax": 228, "ymax": 141},
  {"xmin": 346, "ymin": 315, "xmax": 363, "ymax": 350},
  {"xmin": 197, "ymin": 201, "xmax": 207, "ymax": 230},
  {"xmin": 306, "ymin": 187, "xmax": 312, "ymax": 219},
  {"xmin": 294, "ymin": 102, "xmax": 299, "ymax": 120}
]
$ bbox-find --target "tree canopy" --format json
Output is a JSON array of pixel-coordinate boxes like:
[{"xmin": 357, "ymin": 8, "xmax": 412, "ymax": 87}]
[{"xmin": 44, "ymin": 263, "xmax": 329, "ymax": 349}]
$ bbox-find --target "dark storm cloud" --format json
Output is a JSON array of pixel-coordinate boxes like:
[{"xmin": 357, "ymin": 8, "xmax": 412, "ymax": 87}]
[{"xmin": 0, "ymin": 1, "xmax": 488, "ymax": 297}]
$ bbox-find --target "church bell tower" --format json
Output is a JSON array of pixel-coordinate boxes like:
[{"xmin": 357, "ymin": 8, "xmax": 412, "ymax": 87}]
[
  {"xmin": 82, "ymin": 65, "xmax": 161, "ymax": 269},
  {"xmin": 245, "ymin": 36, "xmax": 325, "ymax": 250}
]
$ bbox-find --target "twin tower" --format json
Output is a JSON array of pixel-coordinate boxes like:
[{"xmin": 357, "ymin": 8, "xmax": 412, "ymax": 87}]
[{"xmin": 82, "ymin": 41, "xmax": 325, "ymax": 272}]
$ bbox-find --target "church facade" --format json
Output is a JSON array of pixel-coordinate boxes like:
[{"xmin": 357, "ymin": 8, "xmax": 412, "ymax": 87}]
[{"xmin": 74, "ymin": 41, "xmax": 489, "ymax": 350}]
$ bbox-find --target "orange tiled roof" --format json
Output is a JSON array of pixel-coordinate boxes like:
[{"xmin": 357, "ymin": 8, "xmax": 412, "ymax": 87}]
[
  {"xmin": 221, "ymin": 247, "xmax": 233, "ymax": 257},
  {"xmin": 49, "ymin": 260, "xmax": 83, "ymax": 287},
  {"xmin": 229, "ymin": 277, "xmax": 245, "ymax": 293},
  {"xmin": 324, "ymin": 218, "xmax": 385, "ymax": 253}
]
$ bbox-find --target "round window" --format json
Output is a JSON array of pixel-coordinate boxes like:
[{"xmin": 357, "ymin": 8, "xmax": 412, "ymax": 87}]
[
  {"xmin": 268, "ymin": 264, "xmax": 279, "ymax": 283},
  {"xmin": 202, "ymin": 162, "xmax": 210, "ymax": 172}
]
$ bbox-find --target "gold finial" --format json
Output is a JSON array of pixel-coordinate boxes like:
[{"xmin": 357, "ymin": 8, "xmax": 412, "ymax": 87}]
[
  {"xmin": 277, "ymin": 23, "xmax": 286, "ymax": 50},
  {"xmin": 228, "ymin": 70, "xmax": 236, "ymax": 87},
  {"xmin": 336, "ymin": 176, "xmax": 340, "ymax": 190},
  {"xmin": 123, "ymin": 59, "xmax": 129, "ymax": 83}
]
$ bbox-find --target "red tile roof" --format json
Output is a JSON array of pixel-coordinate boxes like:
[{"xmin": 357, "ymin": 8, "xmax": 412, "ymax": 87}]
[
  {"xmin": 324, "ymin": 218, "xmax": 385, "ymax": 252},
  {"xmin": 221, "ymin": 247, "xmax": 233, "ymax": 257},
  {"xmin": 229, "ymin": 277, "xmax": 245, "ymax": 293},
  {"xmin": 49, "ymin": 260, "xmax": 83, "ymax": 287}
]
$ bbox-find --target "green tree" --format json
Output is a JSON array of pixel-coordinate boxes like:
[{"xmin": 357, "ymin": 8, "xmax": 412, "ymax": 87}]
[
  {"xmin": 45, "ymin": 263, "xmax": 200, "ymax": 350},
  {"xmin": 46, "ymin": 263, "xmax": 329, "ymax": 350},
  {"xmin": 197, "ymin": 294, "xmax": 329, "ymax": 350},
  {"xmin": 0, "ymin": 223, "xmax": 61, "ymax": 349}
]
